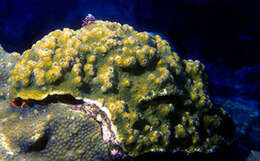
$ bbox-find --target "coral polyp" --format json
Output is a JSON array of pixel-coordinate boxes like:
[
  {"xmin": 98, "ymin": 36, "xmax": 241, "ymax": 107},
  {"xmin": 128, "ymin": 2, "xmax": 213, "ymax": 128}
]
[{"xmin": 6, "ymin": 20, "xmax": 234, "ymax": 157}]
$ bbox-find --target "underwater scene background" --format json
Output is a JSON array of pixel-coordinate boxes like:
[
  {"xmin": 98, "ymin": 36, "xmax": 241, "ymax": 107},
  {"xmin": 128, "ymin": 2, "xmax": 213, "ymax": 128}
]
[{"xmin": 0, "ymin": 0, "xmax": 259, "ymax": 161}]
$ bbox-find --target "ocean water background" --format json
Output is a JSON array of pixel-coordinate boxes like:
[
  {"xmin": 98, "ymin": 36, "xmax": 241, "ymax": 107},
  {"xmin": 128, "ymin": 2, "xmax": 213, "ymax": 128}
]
[{"xmin": 0, "ymin": 0, "xmax": 259, "ymax": 160}]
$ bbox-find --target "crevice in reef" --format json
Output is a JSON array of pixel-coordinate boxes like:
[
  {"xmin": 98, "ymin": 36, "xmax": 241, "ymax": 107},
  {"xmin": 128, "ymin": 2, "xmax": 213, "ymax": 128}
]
[
  {"xmin": 133, "ymin": 119, "xmax": 148, "ymax": 131},
  {"xmin": 12, "ymin": 94, "xmax": 84, "ymax": 107},
  {"xmin": 11, "ymin": 94, "xmax": 122, "ymax": 156},
  {"xmin": 136, "ymin": 95, "xmax": 182, "ymax": 110},
  {"xmin": 27, "ymin": 130, "xmax": 49, "ymax": 152}
]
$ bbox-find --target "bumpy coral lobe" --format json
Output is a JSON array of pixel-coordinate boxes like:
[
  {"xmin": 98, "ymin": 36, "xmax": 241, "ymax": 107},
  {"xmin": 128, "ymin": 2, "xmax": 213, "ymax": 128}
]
[
  {"xmin": 0, "ymin": 101, "xmax": 111, "ymax": 161},
  {"xmin": 8, "ymin": 21, "xmax": 234, "ymax": 156}
]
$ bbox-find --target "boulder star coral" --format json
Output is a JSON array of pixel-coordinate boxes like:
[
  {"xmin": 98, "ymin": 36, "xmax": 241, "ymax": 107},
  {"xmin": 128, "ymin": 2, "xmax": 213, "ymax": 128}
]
[
  {"xmin": 7, "ymin": 20, "xmax": 235, "ymax": 157},
  {"xmin": 0, "ymin": 100, "xmax": 112, "ymax": 161}
]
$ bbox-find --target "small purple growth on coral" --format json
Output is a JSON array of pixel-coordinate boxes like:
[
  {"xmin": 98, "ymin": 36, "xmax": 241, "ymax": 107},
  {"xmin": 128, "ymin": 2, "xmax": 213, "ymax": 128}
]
[{"xmin": 82, "ymin": 14, "xmax": 96, "ymax": 27}]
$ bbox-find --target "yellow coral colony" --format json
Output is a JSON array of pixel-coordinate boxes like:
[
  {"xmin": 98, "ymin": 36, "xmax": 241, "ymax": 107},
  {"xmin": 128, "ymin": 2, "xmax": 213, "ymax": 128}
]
[{"xmin": 8, "ymin": 20, "xmax": 232, "ymax": 156}]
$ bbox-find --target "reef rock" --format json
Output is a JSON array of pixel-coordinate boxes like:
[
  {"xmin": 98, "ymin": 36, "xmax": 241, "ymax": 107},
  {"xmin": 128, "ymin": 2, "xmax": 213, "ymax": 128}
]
[
  {"xmin": 0, "ymin": 45, "xmax": 20, "ymax": 100},
  {"xmin": 246, "ymin": 150, "xmax": 260, "ymax": 161},
  {"xmin": 5, "ymin": 20, "xmax": 235, "ymax": 158}
]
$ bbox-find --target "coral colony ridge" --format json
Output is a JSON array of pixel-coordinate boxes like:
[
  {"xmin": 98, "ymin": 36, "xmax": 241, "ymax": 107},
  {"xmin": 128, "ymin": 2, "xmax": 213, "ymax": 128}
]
[{"xmin": 0, "ymin": 16, "xmax": 235, "ymax": 160}]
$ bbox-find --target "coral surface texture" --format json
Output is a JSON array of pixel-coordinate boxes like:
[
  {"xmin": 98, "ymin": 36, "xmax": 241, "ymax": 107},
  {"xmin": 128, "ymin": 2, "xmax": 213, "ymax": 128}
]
[{"xmin": 0, "ymin": 20, "xmax": 234, "ymax": 160}]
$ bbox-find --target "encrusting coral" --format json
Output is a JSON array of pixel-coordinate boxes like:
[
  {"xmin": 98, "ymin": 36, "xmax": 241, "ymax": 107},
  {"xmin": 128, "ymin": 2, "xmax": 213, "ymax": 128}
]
[
  {"xmin": 6, "ymin": 20, "xmax": 235, "ymax": 157},
  {"xmin": 0, "ymin": 101, "xmax": 112, "ymax": 161},
  {"xmin": 0, "ymin": 45, "xmax": 20, "ymax": 100}
]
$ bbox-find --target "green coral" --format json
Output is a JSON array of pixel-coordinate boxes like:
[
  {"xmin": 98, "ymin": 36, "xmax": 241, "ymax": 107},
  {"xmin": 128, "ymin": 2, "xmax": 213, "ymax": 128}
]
[
  {"xmin": 7, "ymin": 20, "xmax": 234, "ymax": 157},
  {"xmin": 0, "ymin": 101, "xmax": 111, "ymax": 161}
]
